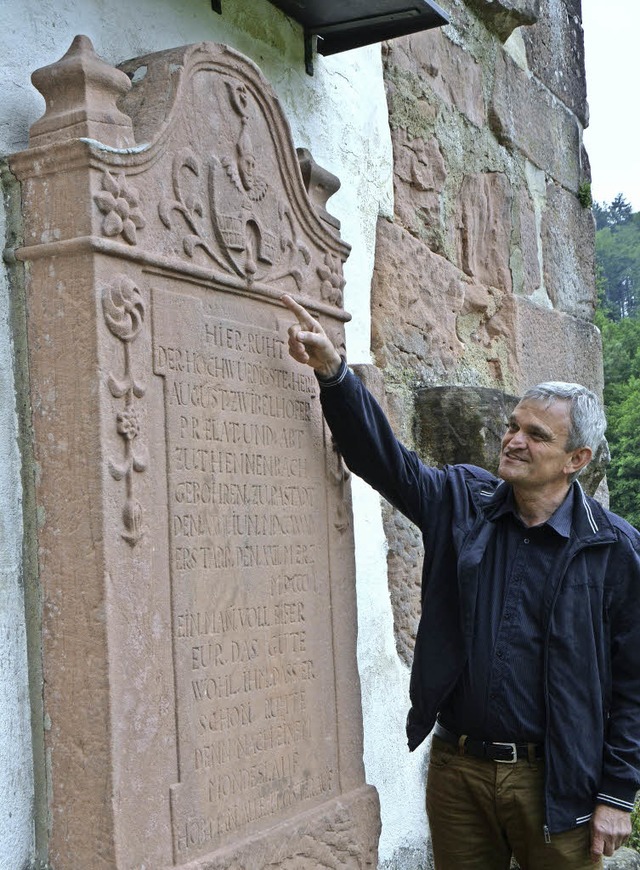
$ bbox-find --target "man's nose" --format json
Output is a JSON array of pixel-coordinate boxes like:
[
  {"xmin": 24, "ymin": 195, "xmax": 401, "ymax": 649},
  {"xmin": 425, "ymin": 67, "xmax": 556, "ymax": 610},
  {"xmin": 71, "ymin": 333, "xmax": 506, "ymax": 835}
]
[
  {"xmin": 504, "ymin": 429, "xmax": 527, "ymax": 450},
  {"xmin": 508, "ymin": 430, "xmax": 527, "ymax": 449}
]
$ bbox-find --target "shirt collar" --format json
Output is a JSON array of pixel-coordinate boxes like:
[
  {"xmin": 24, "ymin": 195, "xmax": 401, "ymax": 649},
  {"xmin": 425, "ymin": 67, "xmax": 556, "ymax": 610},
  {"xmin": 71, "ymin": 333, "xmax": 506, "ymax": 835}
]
[{"xmin": 489, "ymin": 485, "xmax": 574, "ymax": 538}]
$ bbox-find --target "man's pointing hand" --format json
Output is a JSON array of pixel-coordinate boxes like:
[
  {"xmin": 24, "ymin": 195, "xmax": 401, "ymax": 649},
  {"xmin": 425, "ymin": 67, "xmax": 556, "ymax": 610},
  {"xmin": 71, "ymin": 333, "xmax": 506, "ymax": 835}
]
[{"xmin": 281, "ymin": 294, "xmax": 342, "ymax": 379}]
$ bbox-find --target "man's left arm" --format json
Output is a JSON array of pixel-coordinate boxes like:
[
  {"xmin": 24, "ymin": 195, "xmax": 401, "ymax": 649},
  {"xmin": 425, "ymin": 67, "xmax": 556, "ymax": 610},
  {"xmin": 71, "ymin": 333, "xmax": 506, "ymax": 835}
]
[{"xmin": 592, "ymin": 538, "xmax": 640, "ymax": 858}]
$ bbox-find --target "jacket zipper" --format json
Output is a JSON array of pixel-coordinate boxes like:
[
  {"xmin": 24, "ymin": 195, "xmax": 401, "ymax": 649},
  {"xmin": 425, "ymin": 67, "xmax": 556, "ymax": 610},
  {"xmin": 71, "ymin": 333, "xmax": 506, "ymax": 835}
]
[
  {"xmin": 541, "ymin": 536, "xmax": 594, "ymax": 843},
  {"xmin": 541, "ymin": 535, "xmax": 613, "ymax": 842}
]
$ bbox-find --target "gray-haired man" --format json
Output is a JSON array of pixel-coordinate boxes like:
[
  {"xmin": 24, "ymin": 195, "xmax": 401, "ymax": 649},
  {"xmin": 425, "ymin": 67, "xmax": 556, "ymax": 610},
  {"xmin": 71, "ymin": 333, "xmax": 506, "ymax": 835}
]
[{"xmin": 282, "ymin": 294, "xmax": 640, "ymax": 868}]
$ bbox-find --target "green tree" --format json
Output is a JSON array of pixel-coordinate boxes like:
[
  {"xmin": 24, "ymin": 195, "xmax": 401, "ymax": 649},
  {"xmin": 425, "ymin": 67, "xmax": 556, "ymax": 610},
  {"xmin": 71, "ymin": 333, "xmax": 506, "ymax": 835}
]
[
  {"xmin": 593, "ymin": 193, "xmax": 633, "ymax": 230},
  {"xmin": 593, "ymin": 200, "xmax": 609, "ymax": 231},
  {"xmin": 596, "ymin": 261, "xmax": 640, "ymax": 526},
  {"xmin": 596, "ymin": 211, "xmax": 640, "ymax": 319},
  {"xmin": 609, "ymin": 193, "xmax": 633, "ymax": 226}
]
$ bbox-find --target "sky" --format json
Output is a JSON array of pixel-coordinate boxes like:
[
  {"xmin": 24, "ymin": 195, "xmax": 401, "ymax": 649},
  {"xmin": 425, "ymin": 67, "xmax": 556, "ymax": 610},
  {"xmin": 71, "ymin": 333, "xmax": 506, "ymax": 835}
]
[{"xmin": 582, "ymin": 0, "xmax": 639, "ymax": 212}]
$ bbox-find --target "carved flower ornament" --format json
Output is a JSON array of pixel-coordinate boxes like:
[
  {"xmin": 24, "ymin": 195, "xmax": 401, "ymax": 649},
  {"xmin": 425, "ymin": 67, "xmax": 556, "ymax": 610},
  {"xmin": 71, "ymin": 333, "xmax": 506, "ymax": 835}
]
[
  {"xmin": 116, "ymin": 406, "xmax": 141, "ymax": 440},
  {"xmin": 102, "ymin": 275, "xmax": 145, "ymax": 342},
  {"xmin": 95, "ymin": 171, "xmax": 146, "ymax": 245}
]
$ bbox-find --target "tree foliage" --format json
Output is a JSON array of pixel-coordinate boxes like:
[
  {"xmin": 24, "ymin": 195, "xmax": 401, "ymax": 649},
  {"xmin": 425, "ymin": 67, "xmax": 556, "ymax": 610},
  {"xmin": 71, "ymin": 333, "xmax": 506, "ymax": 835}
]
[
  {"xmin": 594, "ymin": 198, "xmax": 640, "ymax": 527},
  {"xmin": 596, "ymin": 311, "xmax": 640, "ymax": 527},
  {"xmin": 594, "ymin": 193, "xmax": 633, "ymax": 230},
  {"xmin": 593, "ymin": 196, "xmax": 640, "ymax": 319}
]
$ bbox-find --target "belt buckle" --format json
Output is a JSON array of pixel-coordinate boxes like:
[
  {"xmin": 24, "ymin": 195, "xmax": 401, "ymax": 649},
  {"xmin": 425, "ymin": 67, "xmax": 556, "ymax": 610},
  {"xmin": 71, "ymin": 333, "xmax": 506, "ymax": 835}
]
[{"xmin": 493, "ymin": 741, "xmax": 518, "ymax": 763}]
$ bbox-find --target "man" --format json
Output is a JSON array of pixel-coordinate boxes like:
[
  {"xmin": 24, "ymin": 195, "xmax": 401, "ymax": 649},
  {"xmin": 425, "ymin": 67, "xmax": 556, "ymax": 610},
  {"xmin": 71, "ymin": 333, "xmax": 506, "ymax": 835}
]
[{"xmin": 281, "ymin": 294, "xmax": 640, "ymax": 869}]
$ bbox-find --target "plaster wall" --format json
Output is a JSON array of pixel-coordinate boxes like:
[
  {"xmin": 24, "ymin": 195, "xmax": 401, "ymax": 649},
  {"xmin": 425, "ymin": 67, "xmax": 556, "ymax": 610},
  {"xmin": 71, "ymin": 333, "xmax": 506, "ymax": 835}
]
[
  {"xmin": 0, "ymin": 191, "xmax": 33, "ymax": 870},
  {"xmin": 1, "ymin": 1, "xmax": 403, "ymax": 867}
]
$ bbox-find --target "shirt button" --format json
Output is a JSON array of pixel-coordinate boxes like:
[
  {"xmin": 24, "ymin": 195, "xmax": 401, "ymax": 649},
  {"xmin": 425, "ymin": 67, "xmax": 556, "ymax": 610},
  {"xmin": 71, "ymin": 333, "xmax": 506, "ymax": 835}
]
[
  {"xmin": 523, "ymin": 538, "xmax": 530, "ymax": 544},
  {"xmin": 496, "ymin": 649, "xmax": 504, "ymax": 658}
]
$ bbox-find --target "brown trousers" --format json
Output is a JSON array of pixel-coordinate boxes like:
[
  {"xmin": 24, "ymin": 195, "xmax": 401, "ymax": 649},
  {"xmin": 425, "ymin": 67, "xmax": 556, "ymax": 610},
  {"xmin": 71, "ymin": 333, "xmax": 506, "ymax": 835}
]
[{"xmin": 426, "ymin": 736, "xmax": 602, "ymax": 870}]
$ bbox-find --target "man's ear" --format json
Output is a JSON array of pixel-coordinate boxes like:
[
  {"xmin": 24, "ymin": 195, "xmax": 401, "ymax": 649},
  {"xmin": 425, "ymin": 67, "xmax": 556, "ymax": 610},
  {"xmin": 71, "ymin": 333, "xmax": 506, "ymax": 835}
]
[{"xmin": 565, "ymin": 446, "xmax": 592, "ymax": 476}]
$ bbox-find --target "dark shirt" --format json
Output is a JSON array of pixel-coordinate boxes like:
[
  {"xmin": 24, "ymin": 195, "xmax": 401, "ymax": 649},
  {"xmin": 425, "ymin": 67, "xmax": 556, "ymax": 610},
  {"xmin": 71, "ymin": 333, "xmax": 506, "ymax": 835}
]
[{"xmin": 439, "ymin": 485, "xmax": 574, "ymax": 744}]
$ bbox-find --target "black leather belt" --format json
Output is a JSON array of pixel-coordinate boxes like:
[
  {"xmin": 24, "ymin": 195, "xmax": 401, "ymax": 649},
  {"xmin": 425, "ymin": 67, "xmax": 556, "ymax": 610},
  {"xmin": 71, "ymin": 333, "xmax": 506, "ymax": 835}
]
[{"xmin": 433, "ymin": 721, "xmax": 543, "ymax": 764}]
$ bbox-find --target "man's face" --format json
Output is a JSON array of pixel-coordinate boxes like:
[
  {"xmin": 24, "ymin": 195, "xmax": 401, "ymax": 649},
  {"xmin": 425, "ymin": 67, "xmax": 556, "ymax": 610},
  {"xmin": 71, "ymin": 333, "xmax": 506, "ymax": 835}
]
[{"xmin": 498, "ymin": 398, "xmax": 576, "ymax": 490}]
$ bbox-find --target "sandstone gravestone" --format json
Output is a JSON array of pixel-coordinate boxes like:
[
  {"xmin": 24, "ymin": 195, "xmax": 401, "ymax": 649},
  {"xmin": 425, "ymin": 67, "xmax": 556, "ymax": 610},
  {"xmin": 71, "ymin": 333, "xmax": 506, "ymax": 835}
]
[{"xmin": 8, "ymin": 36, "xmax": 379, "ymax": 868}]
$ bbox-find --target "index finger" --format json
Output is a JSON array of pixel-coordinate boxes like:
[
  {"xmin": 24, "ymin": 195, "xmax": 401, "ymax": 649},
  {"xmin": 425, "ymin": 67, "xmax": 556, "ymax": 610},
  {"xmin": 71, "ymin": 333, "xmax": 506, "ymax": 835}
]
[{"xmin": 281, "ymin": 294, "xmax": 318, "ymax": 330}]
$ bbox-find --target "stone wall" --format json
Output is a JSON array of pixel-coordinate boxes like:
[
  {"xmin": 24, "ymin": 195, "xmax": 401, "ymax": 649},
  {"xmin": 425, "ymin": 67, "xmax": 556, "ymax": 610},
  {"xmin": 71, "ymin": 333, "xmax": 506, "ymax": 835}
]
[
  {"xmin": 0, "ymin": 1, "xmax": 604, "ymax": 868},
  {"xmin": 371, "ymin": 0, "xmax": 602, "ymax": 706}
]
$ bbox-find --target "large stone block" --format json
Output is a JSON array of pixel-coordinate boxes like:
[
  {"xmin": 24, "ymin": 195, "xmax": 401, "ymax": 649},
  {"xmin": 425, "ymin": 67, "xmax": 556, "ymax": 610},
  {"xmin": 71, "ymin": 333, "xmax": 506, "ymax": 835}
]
[
  {"xmin": 370, "ymin": 219, "xmax": 468, "ymax": 381},
  {"xmin": 490, "ymin": 48, "xmax": 581, "ymax": 190},
  {"xmin": 493, "ymin": 295, "xmax": 604, "ymax": 394},
  {"xmin": 521, "ymin": 0, "xmax": 588, "ymax": 125},
  {"xmin": 414, "ymin": 385, "xmax": 519, "ymax": 472},
  {"xmin": 541, "ymin": 181, "xmax": 597, "ymax": 319},
  {"xmin": 453, "ymin": 171, "xmax": 513, "ymax": 293},
  {"xmin": 392, "ymin": 128, "xmax": 446, "ymax": 250},
  {"xmin": 386, "ymin": 30, "xmax": 485, "ymax": 129},
  {"xmin": 514, "ymin": 185, "xmax": 541, "ymax": 297},
  {"xmin": 9, "ymin": 36, "xmax": 380, "ymax": 868}
]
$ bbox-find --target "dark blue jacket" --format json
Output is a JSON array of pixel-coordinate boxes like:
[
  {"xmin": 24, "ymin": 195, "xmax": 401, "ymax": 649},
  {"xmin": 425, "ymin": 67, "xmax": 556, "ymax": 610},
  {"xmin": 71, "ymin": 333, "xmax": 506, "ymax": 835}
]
[{"xmin": 319, "ymin": 363, "xmax": 640, "ymax": 833}]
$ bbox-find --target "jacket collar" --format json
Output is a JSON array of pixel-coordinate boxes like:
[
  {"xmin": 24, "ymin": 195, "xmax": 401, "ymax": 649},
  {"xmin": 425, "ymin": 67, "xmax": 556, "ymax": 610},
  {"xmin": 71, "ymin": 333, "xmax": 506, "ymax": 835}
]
[{"xmin": 471, "ymin": 476, "xmax": 617, "ymax": 544}]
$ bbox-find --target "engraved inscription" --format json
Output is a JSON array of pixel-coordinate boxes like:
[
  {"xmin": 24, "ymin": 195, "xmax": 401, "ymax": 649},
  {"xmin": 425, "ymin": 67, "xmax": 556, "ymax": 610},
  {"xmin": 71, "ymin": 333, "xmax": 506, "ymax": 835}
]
[{"xmin": 153, "ymin": 290, "xmax": 338, "ymax": 861}]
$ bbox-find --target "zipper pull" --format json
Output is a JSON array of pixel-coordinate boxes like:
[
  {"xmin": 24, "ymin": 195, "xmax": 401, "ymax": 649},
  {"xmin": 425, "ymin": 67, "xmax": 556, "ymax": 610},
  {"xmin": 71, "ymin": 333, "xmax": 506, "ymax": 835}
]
[{"xmin": 544, "ymin": 825, "xmax": 551, "ymax": 844}]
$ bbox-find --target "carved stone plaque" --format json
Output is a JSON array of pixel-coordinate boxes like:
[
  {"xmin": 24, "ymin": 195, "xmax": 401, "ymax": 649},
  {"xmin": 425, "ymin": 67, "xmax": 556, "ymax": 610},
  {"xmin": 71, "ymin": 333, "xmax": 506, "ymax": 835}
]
[
  {"xmin": 8, "ymin": 36, "xmax": 379, "ymax": 868},
  {"xmin": 153, "ymin": 286, "xmax": 338, "ymax": 861}
]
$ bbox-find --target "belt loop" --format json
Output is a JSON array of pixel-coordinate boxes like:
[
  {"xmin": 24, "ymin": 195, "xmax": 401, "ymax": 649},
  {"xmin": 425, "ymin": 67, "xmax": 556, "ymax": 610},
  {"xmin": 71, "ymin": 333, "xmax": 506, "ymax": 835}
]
[
  {"xmin": 458, "ymin": 734, "xmax": 468, "ymax": 757},
  {"xmin": 527, "ymin": 743, "xmax": 537, "ymax": 765}
]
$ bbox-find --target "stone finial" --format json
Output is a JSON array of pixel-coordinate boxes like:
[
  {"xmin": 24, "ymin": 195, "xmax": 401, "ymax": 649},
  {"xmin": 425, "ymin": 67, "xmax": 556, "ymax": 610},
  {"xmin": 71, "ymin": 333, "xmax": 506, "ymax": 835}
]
[
  {"xmin": 297, "ymin": 147, "xmax": 341, "ymax": 229},
  {"xmin": 29, "ymin": 35, "xmax": 135, "ymax": 148}
]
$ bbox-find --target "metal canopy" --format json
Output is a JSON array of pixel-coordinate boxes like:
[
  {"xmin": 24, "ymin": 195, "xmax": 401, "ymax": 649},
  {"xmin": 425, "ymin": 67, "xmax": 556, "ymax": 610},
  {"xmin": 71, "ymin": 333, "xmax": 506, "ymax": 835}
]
[
  {"xmin": 211, "ymin": 0, "xmax": 449, "ymax": 74},
  {"xmin": 268, "ymin": 0, "xmax": 449, "ymax": 60}
]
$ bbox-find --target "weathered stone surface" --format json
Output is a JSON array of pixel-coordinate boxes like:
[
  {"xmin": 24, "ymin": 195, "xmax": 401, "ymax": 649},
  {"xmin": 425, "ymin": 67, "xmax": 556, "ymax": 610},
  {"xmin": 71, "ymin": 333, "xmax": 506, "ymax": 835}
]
[
  {"xmin": 453, "ymin": 172, "xmax": 513, "ymax": 292},
  {"xmin": 521, "ymin": 0, "xmax": 588, "ymax": 125},
  {"xmin": 490, "ymin": 48, "xmax": 581, "ymax": 190},
  {"xmin": 466, "ymin": 0, "xmax": 540, "ymax": 41},
  {"xmin": 414, "ymin": 385, "xmax": 518, "ymax": 472},
  {"xmin": 541, "ymin": 181, "xmax": 596, "ymax": 319},
  {"xmin": 604, "ymin": 847, "xmax": 640, "ymax": 869},
  {"xmin": 370, "ymin": 219, "xmax": 467, "ymax": 381},
  {"xmin": 495, "ymin": 295, "xmax": 604, "ymax": 395},
  {"xmin": 383, "ymin": 504, "xmax": 423, "ymax": 668},
  {"xmin": 392, "ymin": 129, "xmax": 446, "ymax": 250},
  {"xmin": 514, "ymin": 185, "xmax": 541, "ymax": 297},
  {"xmin": 386, "ymin": 30, "xmax": 485, "ymax": 129},
  {"xmin": 9, "ymin": 37, "xmax": 380, "ymax": 868}
]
